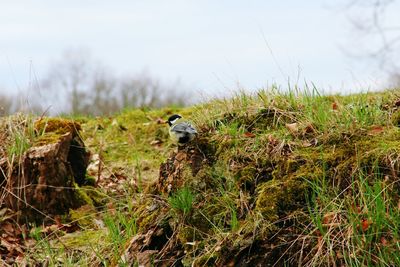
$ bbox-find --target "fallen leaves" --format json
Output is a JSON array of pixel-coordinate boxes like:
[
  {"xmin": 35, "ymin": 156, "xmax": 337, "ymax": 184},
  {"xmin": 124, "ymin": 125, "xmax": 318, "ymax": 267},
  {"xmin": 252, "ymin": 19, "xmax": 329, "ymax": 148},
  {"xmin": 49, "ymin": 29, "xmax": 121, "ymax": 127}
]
[
  {"xmin": 380, "ymin": 236, "xmax": 388, "ymax": 246},
  {"xmin": 285, "ymin": 122, "xmax": 316, "ymax": 138},
  {"xmin": 243, "ymin": 132, "xmax": 256, "ymax": 138},
  {"xmin": 322, "ymin": 211, "xmax": 338, "ymax": 226},
  {"xmin": 302, "ymin": 138, "xmax": 318, "ymax": 147},
  {"xmin": 332, "ymin": 102, "xmax": 339, "ymax": 111},
  {"xmin": 360, "ymin": 218, "xmax": 371, "ymax": 232},
  {"xmin": 0, "ymin": 208, "xmax": 85, "ymax": 265},
  {"xmin": 285, "ymin": 122, "xmax": 299, "ymax": 135},
  {"xmin": 150, "ymin": 139, "xmax": 163, "ymax": 147},
  {"xmin": 0, "ymin": 210, "xmax": 30, "ymax": 264},
  {"xmin": 368, "ymin": 125, "xmax": 384, "ymax": 135}
]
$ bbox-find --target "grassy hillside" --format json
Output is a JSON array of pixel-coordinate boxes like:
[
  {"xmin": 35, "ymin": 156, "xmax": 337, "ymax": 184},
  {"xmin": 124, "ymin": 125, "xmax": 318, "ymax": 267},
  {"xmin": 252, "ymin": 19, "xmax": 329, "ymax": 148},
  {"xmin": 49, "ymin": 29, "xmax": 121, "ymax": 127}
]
[{"xmin": 2, "ymin": 87, "xmax": 400, "ymax": 266}]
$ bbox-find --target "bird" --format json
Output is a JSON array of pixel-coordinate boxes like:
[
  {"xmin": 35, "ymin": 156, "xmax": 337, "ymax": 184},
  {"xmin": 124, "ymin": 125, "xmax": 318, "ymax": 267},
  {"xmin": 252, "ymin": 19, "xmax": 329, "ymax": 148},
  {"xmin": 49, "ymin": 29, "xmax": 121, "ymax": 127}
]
[{"xmin": 166, "ymin": 114, "xmax": 197, "ymax": 145}]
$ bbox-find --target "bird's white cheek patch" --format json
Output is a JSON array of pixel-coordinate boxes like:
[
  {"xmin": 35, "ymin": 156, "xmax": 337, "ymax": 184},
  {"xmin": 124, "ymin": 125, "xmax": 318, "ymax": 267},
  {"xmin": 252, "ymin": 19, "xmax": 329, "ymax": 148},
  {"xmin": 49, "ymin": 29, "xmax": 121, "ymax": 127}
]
[{"xmin": 170, "ymin": 118, "xmax": 179, "ymax": 125}]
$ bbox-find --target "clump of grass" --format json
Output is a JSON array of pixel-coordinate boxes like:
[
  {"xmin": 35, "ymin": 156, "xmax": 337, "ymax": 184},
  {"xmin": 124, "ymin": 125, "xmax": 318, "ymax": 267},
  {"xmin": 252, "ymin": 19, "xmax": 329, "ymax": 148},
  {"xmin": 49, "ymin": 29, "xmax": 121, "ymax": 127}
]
[
  {"xmin": 168, "ymin": 187, "xmax": 194, "ymax": 215},
  {"xmin": 1, "ymin": 114, "xmax": 37, "ymax": 161},
  {"xmin": 104, "ymin": 210, "xmax": 137, "ymax": 255},
  {"xmin": 305, "ymin": 168, "xmax": 400, "ymax": 266}
]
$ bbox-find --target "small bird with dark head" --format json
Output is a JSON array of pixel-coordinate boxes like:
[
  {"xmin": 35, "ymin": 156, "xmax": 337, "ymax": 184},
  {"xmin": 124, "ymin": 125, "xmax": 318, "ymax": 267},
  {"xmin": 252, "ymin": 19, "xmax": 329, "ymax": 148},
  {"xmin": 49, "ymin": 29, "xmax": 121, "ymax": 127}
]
[{"xmin": 166, "ymin": 114, "xmax": 197, "ymax": 145}]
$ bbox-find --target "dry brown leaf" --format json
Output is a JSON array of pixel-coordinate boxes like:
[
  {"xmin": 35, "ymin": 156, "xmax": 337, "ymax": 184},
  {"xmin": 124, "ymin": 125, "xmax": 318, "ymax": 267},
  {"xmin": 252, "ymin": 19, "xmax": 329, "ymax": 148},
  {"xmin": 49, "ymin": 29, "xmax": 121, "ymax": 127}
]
[
  {"xmin": 322, "ymin": 211, "xmax": 336, "ymax": 225},
  {"xmin": 368, "ymin": 125, "xmax": 384, "ymax": 135},
  {"xmin": 150, "ymin": 140, "xmax": 162, "ymax": 146},
  {"xmin": 23, "ymin": 238, "xmax": 36, "ymax": 248},
  {"xmin": 243, "ymin": 132, "xmax": 256, "ymax": 138},
  {"xmin": 380, "ymin": 237, "xmax": 388, "ymax": 246},
  {"xmin": 55, "ymin": 215, "xmax": 62, "ymax": 228},
  {"xmin": 302, "ymin": 138, "xmax": 317, "ymax": 147},
  {"xmin": 302, "ymin": 141, "xmax": 312, "ymax": 147},
  {"xmin": 303, "ymin": 123, "xmax": 316, "ymax": 134},
  {"xmin": 361, "ymin": 219, "xmax": 371, "ymax": 232},
  {"xmin": 2, "ymin": 222, "xmax": 15, "ymax": 235},
  {"xmin": 268, "ymin": 134, "xmax": 277, "ymax": 144},
  {"xmin": 285, "ymin": 123, "xmax": 299, "ymax": 134}
]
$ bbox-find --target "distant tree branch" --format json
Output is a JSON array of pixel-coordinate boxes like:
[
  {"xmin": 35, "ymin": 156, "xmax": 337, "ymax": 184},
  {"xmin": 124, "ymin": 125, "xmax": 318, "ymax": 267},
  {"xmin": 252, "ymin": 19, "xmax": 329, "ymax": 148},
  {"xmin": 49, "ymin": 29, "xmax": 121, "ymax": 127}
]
[{"xmin": 345, "ymin": 0, "xmax": 400, "ymax": 85}]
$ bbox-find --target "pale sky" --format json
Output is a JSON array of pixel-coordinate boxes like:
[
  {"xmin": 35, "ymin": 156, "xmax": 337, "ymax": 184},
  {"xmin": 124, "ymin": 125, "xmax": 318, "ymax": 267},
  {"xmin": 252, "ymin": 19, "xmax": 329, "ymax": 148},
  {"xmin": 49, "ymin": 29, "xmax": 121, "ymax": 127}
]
[{"xmin": 0, "ymin": 0, "xmax": 398, "ymax": 100}]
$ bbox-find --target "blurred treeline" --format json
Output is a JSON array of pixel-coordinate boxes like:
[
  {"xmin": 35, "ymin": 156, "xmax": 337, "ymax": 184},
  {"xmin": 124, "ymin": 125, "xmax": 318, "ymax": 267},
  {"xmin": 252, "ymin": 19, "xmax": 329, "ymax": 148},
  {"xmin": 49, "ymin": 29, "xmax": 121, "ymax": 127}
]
[{"xmin": 0, "ymin": 49, "xmax": 192, "ymax": 116}]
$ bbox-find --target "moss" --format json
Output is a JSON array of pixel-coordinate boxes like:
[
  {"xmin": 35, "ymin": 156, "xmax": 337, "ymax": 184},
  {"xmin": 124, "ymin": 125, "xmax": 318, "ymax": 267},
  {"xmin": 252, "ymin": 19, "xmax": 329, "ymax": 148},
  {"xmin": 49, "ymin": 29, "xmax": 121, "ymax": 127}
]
[
  {"xmin": 31, "ymin": 118, "xmax": 82, "ymax": 147},
  {"xmin": 255, "ymin": 180, "xmax": 282, "ymax": 221},
  {"xmin": 255, "ymin": 173, "xmax": 308, "ymax": 222},
  {"xmin": 83, "ymin": 175, "xmax": 96, "ymax": 186},
  {"xmin": 79, "ymin": 108, "xmax": 192, "ymax": 186},
  {"xmin": 35, "ymin": 117, "xmax": 81, "ymax": 135},
  {"xmin": 137, "ymin": 212, "xmax": 159, "ymax": 232},
  {"xmin": 33, "ymin": 132, "xmax": 65, "ymax": 146},
  {"xmin": 236, "ymin": 169, "xmax": 256, "ymax": 193},
  {"xmin": 73, "ymin": 183, "xmax": 94, "ymax": 207},
  {"xmin": 21, "ymin": 88, "xmax": 400, "ymax": 265},
  {"xmin": 391, "ymin": 110, "xmax": 400, "ymax": 127},
  {"xmin": 193, "ymin": 253, "xmax": 217, "ymax": 267},
  {"xmin": 52, "ymin": 228, "xmax": 107, "ymax": 249},
  {"xmin": 81, "ymin": 186, "xmax": 108, "ymax": 207},
  {"xmin": 134, "ymin": 198, "xmax": 164, "ymax": 232},
  {"xmin": 69, "ymin": 204, "xmax": 97, "ymax": 227},
  {"xmin": 177, "ymin": 226, "xmax": 201, "ymax": 244},
  {"xmin": 187, "ymin": 207, "xmax": 214, "ymax": 234}
]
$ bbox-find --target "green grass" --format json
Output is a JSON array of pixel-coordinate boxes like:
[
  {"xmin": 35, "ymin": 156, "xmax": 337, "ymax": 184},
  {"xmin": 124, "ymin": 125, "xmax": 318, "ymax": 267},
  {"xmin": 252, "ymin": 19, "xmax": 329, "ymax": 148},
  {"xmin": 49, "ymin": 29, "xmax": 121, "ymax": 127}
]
[
  {"xmin": 306, "ymin": 169, "xmax": 400, "ymax": 266},
  {"xmin": 1, "ymin": 114, "xmax": 37, "ymax": 162},
  {"xmin": 3, "ymin": 86, "xmax": 400, "ymax": 265},
  {"xmin": 168, "ymin": 187, "xmax": 194, "ymax": 216},
  {"xmin": 103, "ymin": 206, "xmax": 137, "ymax": 261}
]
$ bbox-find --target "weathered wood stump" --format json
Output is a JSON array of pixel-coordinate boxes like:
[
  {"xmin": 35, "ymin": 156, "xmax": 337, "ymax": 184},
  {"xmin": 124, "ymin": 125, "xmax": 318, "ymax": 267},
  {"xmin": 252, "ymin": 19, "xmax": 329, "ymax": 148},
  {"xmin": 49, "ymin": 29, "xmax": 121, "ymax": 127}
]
[{"xmin": 0, "ymin": 118, "xmax": 90, "ymax": 222}]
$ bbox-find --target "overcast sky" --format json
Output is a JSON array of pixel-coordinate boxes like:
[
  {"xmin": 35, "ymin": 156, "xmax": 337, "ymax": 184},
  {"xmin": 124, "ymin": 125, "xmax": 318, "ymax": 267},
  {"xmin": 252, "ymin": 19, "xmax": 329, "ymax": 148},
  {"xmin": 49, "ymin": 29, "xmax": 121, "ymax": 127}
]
[{"xmin": 0, "ymin": 0, "xmax": 398, "ymax": 99}]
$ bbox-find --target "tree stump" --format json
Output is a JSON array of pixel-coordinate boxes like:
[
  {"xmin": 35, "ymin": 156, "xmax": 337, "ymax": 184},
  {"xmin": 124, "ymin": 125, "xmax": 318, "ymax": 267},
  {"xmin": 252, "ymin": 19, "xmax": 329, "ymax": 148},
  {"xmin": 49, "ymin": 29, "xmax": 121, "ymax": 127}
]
[{"xmin": 0, "ymin": 118, "xmax": 90, "ymax": 222}]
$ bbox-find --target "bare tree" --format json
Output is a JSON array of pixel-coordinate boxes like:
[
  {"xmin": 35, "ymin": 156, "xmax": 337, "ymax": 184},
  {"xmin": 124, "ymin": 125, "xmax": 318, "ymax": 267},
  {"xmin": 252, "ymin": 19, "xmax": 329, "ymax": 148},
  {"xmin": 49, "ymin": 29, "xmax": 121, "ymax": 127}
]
[
  {"xmin": 42, "ymin": 48, "xmax": 94, "ymax": 114},
  {"xmin": 120, "ymin": 72, "xmax": 189, "ymax": 108},
  {"xmin": 344, "ymin": 0, "xmax": 400, "ymax": 85},
  {"xmin": 84, "ymin": 69, "xmax": 120, "ymax": 115},
  {"xmin": 120, "ymin": 73, "xmax": 159, "ymax": 108},
  {"xmin": 41, "ymin": 48, "xmax": 192, "ymax": 115}
]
